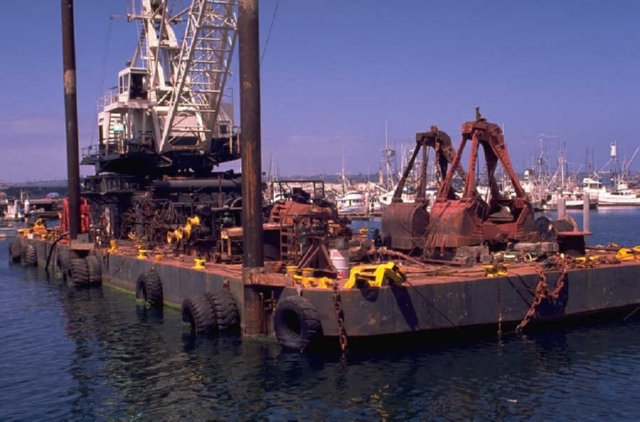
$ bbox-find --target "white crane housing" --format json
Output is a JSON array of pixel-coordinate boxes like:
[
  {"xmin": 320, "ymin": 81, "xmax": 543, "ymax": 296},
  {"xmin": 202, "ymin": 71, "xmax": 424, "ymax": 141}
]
[{"xmin": 88, "ymin": 0, "xmax": 239, "ymax": 176}]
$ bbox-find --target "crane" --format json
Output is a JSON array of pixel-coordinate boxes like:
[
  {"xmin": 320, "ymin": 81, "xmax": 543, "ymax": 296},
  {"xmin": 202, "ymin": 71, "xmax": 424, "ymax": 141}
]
[
  {"xmin": 85, "ymin": 0, "xmax": 239, "ymax": 178},
  {"xmin": 80, "ymin": 0, "xmax": 243, "ymax": 242}
]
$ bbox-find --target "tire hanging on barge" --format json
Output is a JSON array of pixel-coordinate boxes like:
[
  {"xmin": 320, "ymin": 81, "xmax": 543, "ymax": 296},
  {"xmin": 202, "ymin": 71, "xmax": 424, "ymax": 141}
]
[
  {"xmin": 204, "ymin": 290, "xmax": 239, "ymax": 331},
  {"xmin": 69, "ymin": 258, "xmax": 90, "ymax": 286},
  {"xmin": 22, "ymin": 244, "xmax": 37, "ymax": 267},
  {"xmin": 85, "ymin": 255, "xmax": 102, "ymax": 285},
  {"xmin": 8, "ymin": 240, "xmax": 22, "ymax": 263},
  {"xmin": 181, "ymin": 295, "xmax": 216, "ymax": 334},
  {"xmin": 274, "ymin": 295, "xmax": 323, "ymax": 351},
  {"xmin": 56, "ymin": 249, "xmax": 70, "ymax": 280},
  {"xmin": 135, "ymin": 270, "xmax": 163, "ymax": 308}
]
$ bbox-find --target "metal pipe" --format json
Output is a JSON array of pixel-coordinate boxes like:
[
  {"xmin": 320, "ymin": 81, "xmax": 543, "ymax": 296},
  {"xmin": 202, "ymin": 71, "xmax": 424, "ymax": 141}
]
[
  {"xmin": 239, "ymin": 0, "xmax": 264, "ymax": 269},
  {"xmin": 61, "ymin": 0, "xmax": 80, "ymax": 240},
  {"xmin": 152, "ymin": 177, "xmax": 242, "ymax": 192}
]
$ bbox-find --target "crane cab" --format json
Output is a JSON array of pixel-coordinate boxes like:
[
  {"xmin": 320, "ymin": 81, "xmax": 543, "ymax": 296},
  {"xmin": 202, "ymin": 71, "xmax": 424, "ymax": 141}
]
[{"xmin": 118, "ymin": 67, "xmax": 148, "ymax": 102}]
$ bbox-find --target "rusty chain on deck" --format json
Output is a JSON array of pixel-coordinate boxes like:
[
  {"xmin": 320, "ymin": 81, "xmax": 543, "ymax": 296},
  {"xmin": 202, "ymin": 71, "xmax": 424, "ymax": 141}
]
[
  {"xmin": 332, "ymin": 282, "xmax": 348, "ymax": 351},
  {"xmin": 516, "ymin": 260, "xmax": 568, "ymax": 333}
]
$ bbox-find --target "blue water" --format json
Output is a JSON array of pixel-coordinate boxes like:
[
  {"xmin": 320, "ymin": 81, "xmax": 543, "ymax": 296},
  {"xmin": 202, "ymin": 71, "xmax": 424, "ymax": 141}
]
[{"xmin": 2, "ymin": 208, "xmax": 640, "ymax": 420}]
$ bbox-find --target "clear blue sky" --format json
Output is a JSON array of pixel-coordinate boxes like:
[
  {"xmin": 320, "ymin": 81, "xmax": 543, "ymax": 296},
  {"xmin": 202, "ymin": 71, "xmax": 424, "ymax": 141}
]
[{"xmin": 1, "ymin": 0, "xmax": 639, "ymax": 182}]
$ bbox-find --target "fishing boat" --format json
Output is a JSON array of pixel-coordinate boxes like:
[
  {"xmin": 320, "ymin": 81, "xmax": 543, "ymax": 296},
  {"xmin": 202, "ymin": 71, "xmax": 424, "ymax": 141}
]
[
  {"xmin": 536, "ymin": 191, "xmax": 599, "ymax": 212},
  {"xmin": 336, "ymin": 189, "xmax": 381, "ymax": 216},
  {"xmin": 336, "ymin": 190, "xmax": 367, "ymax": 214},
  {"xmin": 583, "ymin": 177, "xmax": 640, "ymax": 206}
]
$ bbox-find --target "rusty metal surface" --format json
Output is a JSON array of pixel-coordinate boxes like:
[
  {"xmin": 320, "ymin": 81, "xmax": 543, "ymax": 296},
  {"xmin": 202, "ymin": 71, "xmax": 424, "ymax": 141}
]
[
  {"xmin": 267, "ymin": 199, "xmax": 350, "ymax": 270},
  {"xmin": 268, "ymin": 201, "xmax": 334, "ymax": 226},
  {"xmin": 392, "ymin": 126, "xmax": 462, "ymax": 204},
  {"xmin": 381, "ymin": 202, "xmax": 429, "ymax": 251},
  {"xmin": 382, "ymin": 126, "xmax": 463, "ymax": 252},
  {"xmin": 425, "ymin": 111, "xmax": 535, "ymax": 251}
]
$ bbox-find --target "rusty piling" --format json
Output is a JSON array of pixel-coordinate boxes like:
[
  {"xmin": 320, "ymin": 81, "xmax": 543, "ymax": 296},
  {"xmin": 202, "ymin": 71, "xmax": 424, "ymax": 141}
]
[
  {"xmin": 239, "ymin": 0, "xmax": 264, "ymax": 270},
  {"xmin": 61, "ymin": 0, "xmax": 81, "ymax": 239}
]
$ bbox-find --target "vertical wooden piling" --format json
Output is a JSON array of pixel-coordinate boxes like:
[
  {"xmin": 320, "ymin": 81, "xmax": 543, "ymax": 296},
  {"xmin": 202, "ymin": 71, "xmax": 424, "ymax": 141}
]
[
  {"xmin": 239, "ymin": 0, "xmax": 265, "ymax": 336},
  {"xmin": 61, "ymin": 0, "xmax": 80, "ymax": 239}
]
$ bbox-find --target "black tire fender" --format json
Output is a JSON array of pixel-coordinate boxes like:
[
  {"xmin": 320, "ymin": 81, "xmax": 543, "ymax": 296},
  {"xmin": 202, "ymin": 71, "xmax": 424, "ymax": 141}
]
[
  {"xmin": 204, "ymin": 289, "xmax": 239, "ymax": 331},
  {"xmin": 69, "ymin": 258, "xmax": 90, "ymax": 285},
  {"xmin": 274, "ymin": 295, "xmax": 322, "ymax": 351},
  {"xmin": 135, "ymin": 270, "xmax": 164, "ymax": 308},
  {"xmin": 181, "ymin": 295, "xmax": 216, "ymax": 334},
  {"xmin": 56, "ymin": 249, "xmax": 70, "ymax": 280},
  {"xmin": 23, "ymin": 244, "xmax": 37, "ymax": 267},
  {"xmin": 85, "ymin": 255, "xmax": 102, "ymax": 284},
  {"xmin": 9, "ymin": 240, "xmax": 22, "ymax": 263}
]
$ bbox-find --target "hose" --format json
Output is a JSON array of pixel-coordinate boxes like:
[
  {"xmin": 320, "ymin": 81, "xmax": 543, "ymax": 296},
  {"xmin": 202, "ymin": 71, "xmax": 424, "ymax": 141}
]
[{"xmin": 45, "ymin": 232, "xmax": 69, "ymax": 277}]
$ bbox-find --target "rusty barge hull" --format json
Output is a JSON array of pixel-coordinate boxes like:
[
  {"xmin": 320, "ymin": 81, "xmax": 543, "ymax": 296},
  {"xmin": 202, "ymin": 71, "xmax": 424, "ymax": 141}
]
[{"xmin": 21, "ymin": 237, "xmax": 640, "ymax": 342}]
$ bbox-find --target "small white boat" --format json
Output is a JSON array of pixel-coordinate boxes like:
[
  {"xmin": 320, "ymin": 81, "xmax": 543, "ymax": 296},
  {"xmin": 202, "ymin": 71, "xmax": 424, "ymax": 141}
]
[{"xmin": 336, "ymin": 191, "xmax": 367, "ymax": 215}]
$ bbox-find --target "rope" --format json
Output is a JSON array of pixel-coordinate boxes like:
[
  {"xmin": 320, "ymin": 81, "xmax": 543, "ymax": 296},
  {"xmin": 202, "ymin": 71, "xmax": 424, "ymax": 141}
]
[
  {"xmin": 260, "ymin": 0, "xmax": 280, "ymax": 64},
  {"xmin": 90, "ymin": 15, "xmax": 114, "ymax": 146}
]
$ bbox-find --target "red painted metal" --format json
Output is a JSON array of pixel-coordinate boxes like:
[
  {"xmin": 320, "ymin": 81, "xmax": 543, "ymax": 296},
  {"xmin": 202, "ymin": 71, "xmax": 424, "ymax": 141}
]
[{"xmin": 60, "ymin": 197, "xmax": 91, "ymax": 235}]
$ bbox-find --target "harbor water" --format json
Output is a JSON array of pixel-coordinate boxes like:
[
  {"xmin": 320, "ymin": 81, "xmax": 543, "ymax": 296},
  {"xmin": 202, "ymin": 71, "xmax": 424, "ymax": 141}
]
[{"xmin": 3, "ymin": 209, "xmax": 640, "ymax": 420}]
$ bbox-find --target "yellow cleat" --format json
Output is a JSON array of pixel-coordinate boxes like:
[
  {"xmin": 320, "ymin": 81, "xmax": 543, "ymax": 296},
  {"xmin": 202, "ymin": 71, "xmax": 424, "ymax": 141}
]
[
  {"xmin": 616, "ymin": 248, "xmax": 634, "ymax": 261},
  {"xmin": 344, "ymin": 262, "xmax": 406, "ymax": 289},
  {"xmin": 316, "ymin": 277, "xmax": 334, "ymax": 289},
  {"xmin": 193, "ymin": 258, "xmax": 206, "ymax": 270}
]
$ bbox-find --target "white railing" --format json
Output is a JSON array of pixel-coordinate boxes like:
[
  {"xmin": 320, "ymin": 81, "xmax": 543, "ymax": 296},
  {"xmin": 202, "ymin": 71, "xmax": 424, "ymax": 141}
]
[{"xmin": 97, "ymin": 87, "xmax": 120, "ymax": 111}]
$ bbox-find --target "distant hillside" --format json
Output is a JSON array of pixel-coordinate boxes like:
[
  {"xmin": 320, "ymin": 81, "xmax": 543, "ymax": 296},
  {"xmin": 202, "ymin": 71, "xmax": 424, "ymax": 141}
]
[
  {"xmin": 0, "ymin": 180, "xmax": 67, "ymax": 199},
  {"xmin": 8, "ymin": 180, "xmax": 68, "ymax": 188}
]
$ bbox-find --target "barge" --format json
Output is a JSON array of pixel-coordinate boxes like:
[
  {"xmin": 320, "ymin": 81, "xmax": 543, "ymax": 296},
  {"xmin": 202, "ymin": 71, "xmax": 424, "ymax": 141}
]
[
  {"xmin": 8, "ymin": 0, "xmax": 640, "ymax": 353},
  {"xmin": 9, "ymin": 228, "xmax": 640, "ymax": 352}
]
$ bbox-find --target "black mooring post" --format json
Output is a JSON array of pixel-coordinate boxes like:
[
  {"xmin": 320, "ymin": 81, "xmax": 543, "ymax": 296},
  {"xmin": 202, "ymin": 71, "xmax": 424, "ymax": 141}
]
[
  {"xmin": 61, "ymin": 0, "xmax": 81, "ymax": 240},
  {"xmin": 239, "ymin": 0, "xmax": 264, "ymax": 271}
]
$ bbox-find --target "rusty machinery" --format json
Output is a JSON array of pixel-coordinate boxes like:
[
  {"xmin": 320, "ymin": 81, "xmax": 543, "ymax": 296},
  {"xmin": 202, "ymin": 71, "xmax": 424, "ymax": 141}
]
[
  {"xmin": 267, "ymin": 189, "xmax": 351, "ymax": 273},
  {"xmin": 425, "ymin": 110, "xmax": 535, "ymax": 255},
  {"xmin": 381, "ymin": 125, "xmax": 464, "ymax": 251}
]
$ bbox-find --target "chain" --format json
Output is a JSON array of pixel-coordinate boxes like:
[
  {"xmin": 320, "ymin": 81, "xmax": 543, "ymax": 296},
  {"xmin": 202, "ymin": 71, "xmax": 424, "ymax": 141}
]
[
  {"xmin": 547, "ymin": 261, "xmax": 567, "ymax": 300},
  {"xmin": 332, "ymin": 281, "xmax": 348, "ymax": 351},
  {"xmin": 515, "ymin": 273, "xmax": 547, "ymax": 333},
  {"xmin": 516, "ymin": 262, "xmax": 568, "ymax": 333}
]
